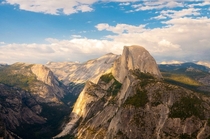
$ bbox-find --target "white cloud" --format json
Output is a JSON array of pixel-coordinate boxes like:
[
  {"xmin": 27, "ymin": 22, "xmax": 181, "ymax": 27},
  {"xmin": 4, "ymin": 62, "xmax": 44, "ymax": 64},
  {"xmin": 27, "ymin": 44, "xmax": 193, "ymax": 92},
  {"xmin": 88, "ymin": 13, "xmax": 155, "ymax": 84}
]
[
  {"xmin": 160, "ymin": 60, "xmax": 183, "ymax": 64},
  {"xmin": 4, "ymin": 0, "xmax": 97, "ymax": 15},
  {"xmin": 132, "ymin": 0, "xmax": 184, "ymax": 11},
  {"xmin": 119, "ymin": 2, "xmax": 130, "ymax": 6},
  {"xmin": 95, "ymin": 23, "xmax": 146, "ymax": 34},
  {"xmin": 75, "ymin": 4, "xmax": 93, "ymax": 12},
  {"xmin": 154, "ymin": 8, "xmax": 201, "ymax": 20},
  {"xmin": 71, "ymin": 35, "xmax": 82, "ymax": 38},
  {"xmin": 104, "ymin": 0, "xmax": 137, "ymax": 2},
  {"xmin": 197, "ymin": 61, "xmax": 210, "ymax": 68},
  {"xmin": 188, "ymin": 0, "xmax": 210, "ymax": 8},
  {"xmin": 1, "ymin": 0, "xmax": 140, "ymax": 15},
  {"xmin": 153, "ymin": 14, "xmax": 167, "ymax": 20}
]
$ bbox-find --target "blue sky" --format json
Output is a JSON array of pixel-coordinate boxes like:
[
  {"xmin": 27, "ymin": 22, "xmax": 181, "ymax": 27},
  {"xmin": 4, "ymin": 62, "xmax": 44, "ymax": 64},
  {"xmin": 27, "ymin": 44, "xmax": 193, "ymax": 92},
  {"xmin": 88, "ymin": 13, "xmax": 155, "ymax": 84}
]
[{"xmin": 0, "ymin": 0, "xmax": 210, "ymax": 64}]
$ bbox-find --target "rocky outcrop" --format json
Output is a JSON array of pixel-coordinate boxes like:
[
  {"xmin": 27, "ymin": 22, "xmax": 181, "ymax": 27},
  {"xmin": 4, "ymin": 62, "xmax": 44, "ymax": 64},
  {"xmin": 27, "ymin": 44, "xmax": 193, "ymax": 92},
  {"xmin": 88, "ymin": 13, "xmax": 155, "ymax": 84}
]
[
  {"xmin": 55, "ymin": 45, "xmax": 210, "ymax": 139},
  {"xmin": 112, "ymin": 45, "xmax": 162, "ymax": 83},
  {"xmin": 30, "ymin": 64, "xmax": 66, "ymax": 103}
]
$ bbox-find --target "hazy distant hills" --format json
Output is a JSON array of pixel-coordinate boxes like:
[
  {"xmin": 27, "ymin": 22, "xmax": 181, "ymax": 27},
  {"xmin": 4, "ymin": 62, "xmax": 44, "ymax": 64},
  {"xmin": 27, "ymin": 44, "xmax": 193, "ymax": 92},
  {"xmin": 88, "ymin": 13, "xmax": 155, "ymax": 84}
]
[
  {"xmin": 159, "ymin": 62, "xmax": 210, "ymax": 73},
  {"xmin": 159, "ymin": 62, "xmax": 210, "ymax": 95}
]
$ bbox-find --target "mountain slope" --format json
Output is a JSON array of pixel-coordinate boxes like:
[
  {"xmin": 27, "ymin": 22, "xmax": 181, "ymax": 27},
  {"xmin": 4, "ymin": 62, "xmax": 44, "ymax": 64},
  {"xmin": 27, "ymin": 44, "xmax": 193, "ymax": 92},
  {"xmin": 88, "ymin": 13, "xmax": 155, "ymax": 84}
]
[
  {"xmin": 46, "ymin": 53, "xmax": 119, "ymax": 96},
  {"xmin": 55, "ymin": 46, "xmax": 210, "ymax": 139},
  {"xmin": 159, "ymin": 62, "xmax": 210, "ymax": 95},
  {"xmin": 0, "ymin": 63, "xmax": 72, "ymax": 138},
  {"xmin": 0, "ymin": 83, "xmax": 46, "ymax": 139},
  {"xmin": 0, "ymin": 63, "xmax": 67, "ymax": 104}
]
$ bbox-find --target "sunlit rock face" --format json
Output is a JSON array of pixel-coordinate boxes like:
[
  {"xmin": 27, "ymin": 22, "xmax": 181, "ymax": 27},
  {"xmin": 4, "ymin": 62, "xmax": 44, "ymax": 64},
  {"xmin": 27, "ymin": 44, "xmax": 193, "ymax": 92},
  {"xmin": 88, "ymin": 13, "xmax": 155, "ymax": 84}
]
[
  {"xmin": 54, "ymin": 81, "xmax": 106, "ymax": 138},
  {"xmin": 55, "ymin": 45, "xmax": 210, "ymax": 139},
  {"xmin": 30, "ymin": 64, "xmax": 66, "ymax": 103},
  {"xmin": 46, "ymin": 53, "xmax": 119, "ymax": 85},
  {"xmin": 46, "ymin": 53, "xmax": 120, "ymax": 95},
  {"xmin": 112, "ymin": 45, "xmax": 162, "ymax": 83}
]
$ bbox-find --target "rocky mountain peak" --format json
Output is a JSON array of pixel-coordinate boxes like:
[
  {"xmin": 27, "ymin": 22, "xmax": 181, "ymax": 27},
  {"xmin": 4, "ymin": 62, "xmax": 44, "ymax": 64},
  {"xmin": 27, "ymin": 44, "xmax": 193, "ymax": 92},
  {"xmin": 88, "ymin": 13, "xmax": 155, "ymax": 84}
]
[
  {"xmin": 112, "ymin": 45, "xmax": 162, "ymax": 83},
  {"xmin": 31, "ymin": 64, "xmax": 57, "ymax": 87}
]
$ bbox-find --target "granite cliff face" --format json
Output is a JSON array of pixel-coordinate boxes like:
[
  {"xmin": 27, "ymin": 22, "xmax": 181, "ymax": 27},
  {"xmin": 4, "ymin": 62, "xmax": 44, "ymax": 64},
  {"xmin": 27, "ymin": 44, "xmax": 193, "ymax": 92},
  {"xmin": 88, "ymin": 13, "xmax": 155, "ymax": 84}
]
[
  {"xmin": 46, "ymin": 53, "xmax": 119, "ymax": 95},
  {"xmin": 30, "ymin": 64, "xmax": 66, "ymax": 103},
  {"xmin": 112, "ymin": 45, "xmax": 162, "ymax": 83},
  {"xmin": 55, "ymin": 46, "xmax": 210, "ymax": 139}
]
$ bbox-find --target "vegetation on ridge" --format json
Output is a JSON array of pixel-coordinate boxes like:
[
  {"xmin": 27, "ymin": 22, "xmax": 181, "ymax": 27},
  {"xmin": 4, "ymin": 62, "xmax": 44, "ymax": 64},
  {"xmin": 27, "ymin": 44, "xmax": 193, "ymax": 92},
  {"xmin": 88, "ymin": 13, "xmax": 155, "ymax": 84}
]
[
  {"xmin": 0, "ymin": 65, "xmax": 37, "ymax": 90},
  {"xmin": 124, "ymin": 88, "xmax": 148, "ymax": 107},
  {"xmin": 169, "ymin": 96, "xmax": 204, "ymax": 120},
  {"xmin": 162, "ymin": 73, "xmax": 201, "ymax": 86},
  {"xmin": 100, "ymin": 73, "xmax": 122, "ymax": 96},
  {"xmin": 100, "ymin": 73, "xmax": 114, "ymax": 83}
]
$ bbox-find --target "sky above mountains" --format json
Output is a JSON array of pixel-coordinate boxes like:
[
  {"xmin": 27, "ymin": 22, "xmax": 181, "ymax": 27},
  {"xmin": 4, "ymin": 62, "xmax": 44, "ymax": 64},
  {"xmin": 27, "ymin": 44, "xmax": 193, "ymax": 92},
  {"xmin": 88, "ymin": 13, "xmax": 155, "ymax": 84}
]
[{"xmin": 0, "ymin": 0, "xmax": 210, "ymax": 64}]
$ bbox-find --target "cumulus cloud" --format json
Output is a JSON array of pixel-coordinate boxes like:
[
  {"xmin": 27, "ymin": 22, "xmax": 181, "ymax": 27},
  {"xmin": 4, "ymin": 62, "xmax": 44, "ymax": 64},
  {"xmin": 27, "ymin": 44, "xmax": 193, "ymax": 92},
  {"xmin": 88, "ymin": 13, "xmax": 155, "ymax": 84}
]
[
  {"xmin": 95, "ymin": 17, "xmax": 210, "ymax": 63},
  {"xmin": 0, "ymin": 38, "xmax": 127, "ymax": 64},
  {"xmin": 2, "ymin": 16, "xmax": 210, "ymax": 64}
]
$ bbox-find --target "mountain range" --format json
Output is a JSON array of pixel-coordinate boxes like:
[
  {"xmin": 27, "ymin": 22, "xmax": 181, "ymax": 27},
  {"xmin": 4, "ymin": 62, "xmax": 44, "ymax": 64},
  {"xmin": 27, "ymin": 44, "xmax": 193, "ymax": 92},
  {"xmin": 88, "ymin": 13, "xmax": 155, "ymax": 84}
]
[{"xmin": 0, "ymin": 45, "xmax": 210, "ymax": 139}]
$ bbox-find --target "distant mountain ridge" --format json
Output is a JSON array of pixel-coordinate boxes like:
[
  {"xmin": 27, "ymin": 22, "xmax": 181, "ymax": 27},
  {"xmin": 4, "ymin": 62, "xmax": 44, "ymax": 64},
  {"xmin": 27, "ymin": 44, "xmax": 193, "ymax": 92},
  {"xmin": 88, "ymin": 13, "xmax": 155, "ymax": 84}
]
[
  {"xmin": 159, "ymin": 62, "xmax": 210, "ymax": 95},
  {"xmin": 159, "ymin": 62, "xmax": 210, "ymax": 73}
]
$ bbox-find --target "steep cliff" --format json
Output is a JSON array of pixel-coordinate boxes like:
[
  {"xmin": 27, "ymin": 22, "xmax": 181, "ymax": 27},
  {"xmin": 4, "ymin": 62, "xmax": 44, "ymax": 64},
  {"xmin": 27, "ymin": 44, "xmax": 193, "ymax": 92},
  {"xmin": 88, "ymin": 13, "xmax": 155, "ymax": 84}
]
[
  {"xmin": 112, "ymin": 45, "xmax": 162, "ymax": 83},
  {"xmin": 55, "ymin": 46, "xmax": 210, "ymax": 139}
]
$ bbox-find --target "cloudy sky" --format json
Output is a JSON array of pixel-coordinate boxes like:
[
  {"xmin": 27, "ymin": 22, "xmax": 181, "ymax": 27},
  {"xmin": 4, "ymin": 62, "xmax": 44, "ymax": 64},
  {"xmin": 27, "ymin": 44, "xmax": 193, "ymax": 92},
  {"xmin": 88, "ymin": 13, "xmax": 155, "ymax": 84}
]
[{"xmin": 0, "ymin": 0, "xmax": 210, "ymax": 64}]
